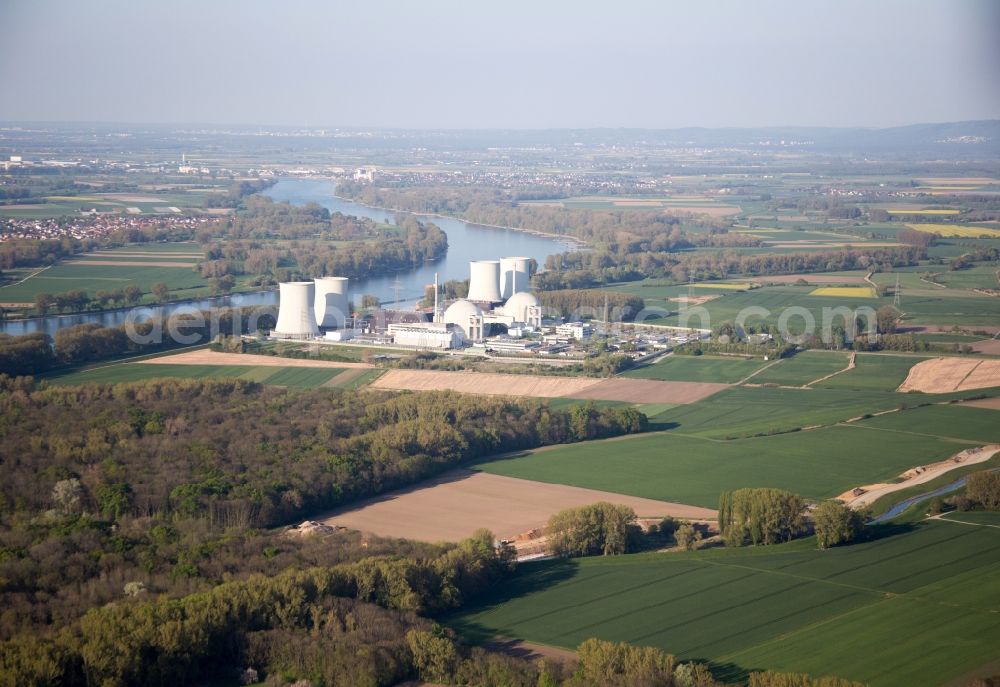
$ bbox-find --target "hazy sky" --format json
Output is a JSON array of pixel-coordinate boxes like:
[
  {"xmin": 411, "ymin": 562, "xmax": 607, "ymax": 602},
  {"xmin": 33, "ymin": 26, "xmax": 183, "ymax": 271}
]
[{"xmin": 1, "ymin": 0, "xmax": 998, "ymax": 129}]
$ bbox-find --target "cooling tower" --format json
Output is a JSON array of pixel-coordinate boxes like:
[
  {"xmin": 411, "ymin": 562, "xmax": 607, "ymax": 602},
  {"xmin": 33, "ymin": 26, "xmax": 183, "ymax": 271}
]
[
  {"xmin": 274, "ymin": 282, "xmax": 320, "ymax": 338},
  {"xmin": 500, "ymin": 256, "xmax": 532, "ymax": 299},
  {"xmin": 314, "ymin": 276, "xmax": 350, "ymax": 328},
  {"xmin": 467, "ymin": 260, "xmax": 502, "ymax": 303}
]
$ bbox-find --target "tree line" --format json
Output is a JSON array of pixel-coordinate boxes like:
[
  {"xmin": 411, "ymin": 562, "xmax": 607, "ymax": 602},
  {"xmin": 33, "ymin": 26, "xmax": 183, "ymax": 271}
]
[
  {"xmin": 535, "ymin": 245, "xmax": 927, "ymax": 291},
  {"xmin": 719, "ymin": 488, "xmax": 866, "ymax": 549},
  {"xmin": 0, "ymin": 307, "xmax": 277, "ymax": 377}
]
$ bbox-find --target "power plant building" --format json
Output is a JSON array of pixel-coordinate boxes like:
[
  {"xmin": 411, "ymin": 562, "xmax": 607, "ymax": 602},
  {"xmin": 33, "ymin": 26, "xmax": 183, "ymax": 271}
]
[
  {"xmin": 314, "ymin": 277, "xmax": 349, "ymax": 328},
  {"xmin": 501, "ymin": 291, "xmax": 543, "ymax": 328},
  {"xmin": 273, "ymin": 282, "xmax": 320, "ymax": 338},
  {"xmin": 443, "ymin": 299, "xmax": 484, "ymax": 341},
  {"xmin": 388, "ymin": 322, "xmax": 464, "ymax": 349},
  {"xmin": 466, "ymin": 260, "xmax": 502, "ymax": 303},
  {"xmin": 499, "ymin": 257, "xmax": 531, "ymax": 299}
]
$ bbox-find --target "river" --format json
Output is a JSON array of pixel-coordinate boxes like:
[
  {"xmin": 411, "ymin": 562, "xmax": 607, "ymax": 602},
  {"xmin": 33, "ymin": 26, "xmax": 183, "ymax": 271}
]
[{"xmin": 0, "ymin": 178, "xmax": 572, "ymax": 337}]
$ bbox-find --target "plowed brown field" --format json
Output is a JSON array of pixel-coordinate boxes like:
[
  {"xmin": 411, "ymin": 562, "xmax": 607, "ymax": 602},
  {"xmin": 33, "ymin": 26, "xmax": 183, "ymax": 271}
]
[{"xmin": 320, "ymin": 469, "xmax": 715, "ymax": 543}]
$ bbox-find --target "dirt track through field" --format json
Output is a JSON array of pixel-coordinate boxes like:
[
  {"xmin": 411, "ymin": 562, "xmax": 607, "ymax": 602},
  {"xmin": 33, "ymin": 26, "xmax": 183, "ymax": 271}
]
[
  {"xmin": 320, "ymin": 469, "xmax": 715, "ymax": 543},
  {"xmin": 898, "ymin": 357, "xmax": 1000, "ymax": 393},
  {"xmin": 371, "ymin": 369, "xmax": 602, "ymax": 397},
  {"xmin": 141, "ymin": 350, "xmax": 374, "ymax": 369},
  {"xmin": 839, "ymin": 445, "xmax": 1000, "ymax": 508}
]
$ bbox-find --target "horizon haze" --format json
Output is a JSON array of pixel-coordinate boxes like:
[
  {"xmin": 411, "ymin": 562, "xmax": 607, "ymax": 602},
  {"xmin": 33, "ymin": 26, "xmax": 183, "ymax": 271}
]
[{"xmin": 1, "ymin": 0, "xmax": 998, "ymax": 130}]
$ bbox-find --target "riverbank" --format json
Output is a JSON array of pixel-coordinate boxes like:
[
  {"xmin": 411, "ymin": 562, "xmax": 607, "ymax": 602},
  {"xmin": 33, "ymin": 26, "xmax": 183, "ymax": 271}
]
[{"xmin": 328, "ymin": 187, "xmax": 589, "ymax": 251}]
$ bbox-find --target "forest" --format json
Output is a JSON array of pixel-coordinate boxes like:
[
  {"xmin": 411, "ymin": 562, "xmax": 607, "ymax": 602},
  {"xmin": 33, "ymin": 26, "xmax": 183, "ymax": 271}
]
[
  {"xmin": 0, "ymin": 375, "xmax": 863, "ymax": 686},
  {"xmin": 0, "ymin": 378, "xmax": 644, "ymax": 638}
]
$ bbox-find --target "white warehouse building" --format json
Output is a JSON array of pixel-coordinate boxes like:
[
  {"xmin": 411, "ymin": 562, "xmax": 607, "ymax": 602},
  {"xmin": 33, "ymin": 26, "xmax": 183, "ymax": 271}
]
[
  {"xmin": 388, "ymin": 322, "xmax": 464, "ymax": 349},
  {"xmin": 274, "ymin": 282, "xmax": 320, "ymax": 338}
]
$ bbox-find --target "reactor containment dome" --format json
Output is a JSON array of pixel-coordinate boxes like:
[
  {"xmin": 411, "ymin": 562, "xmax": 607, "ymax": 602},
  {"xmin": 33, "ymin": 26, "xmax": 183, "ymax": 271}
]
[
  {"xmin": 503, "ymin": 291, "xmax": 541, "ymax": 325},
  {"xmin": 500, "ymin": 256, "xmax": 531, "ymax": 299},
  {"xmin": 274, "ymin": 282, "xmax": 320, "ymax": 338},
  {"xmin": 443, "ymin": 299, "xmax": 484, "ymax": 341},
  {"xmin": 466, "ymin": 260, "xmax": 502, "ymax": 303},
  {"xmin": 314, "ymin": 276, "xmax": 349, "ymax": 328}
]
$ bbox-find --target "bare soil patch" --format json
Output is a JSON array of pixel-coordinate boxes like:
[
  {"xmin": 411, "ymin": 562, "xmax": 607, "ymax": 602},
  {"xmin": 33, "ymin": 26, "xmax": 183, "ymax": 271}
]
[
  {"xmin": 569, "ymin": 378, "xmax": 728, "ymax": 404},
  {"xmin": 898, "ymin": 357, "xmax": 1000, "ymax": 393},
  {"xmin": 371, "ymin": 369, "xmax": 601, "ymax": 397},
  {"xmin": 838, "ymin": 445, "xmax": 1000, "ymax": 508},
  {"xmin": 970, "ymin": 339, "xmax": 1000, "ymax": 355},
  {"xmin": 962, "ymin": 397, "xmax": 1000, "ymax": 411},
  {"xmin": 669, "ymin": 294, "xmax": 719, "ymax": 305},
  {"xmin": 482, "ymin": 637, "xmax": 576, "ymax": 663},
  {"xmin": 142, "ymin": 350, "xmax": 374, "ymax": 369},
  {"xmin": 320, "ymin": 469, "xmax": 715, "ymax": 543}
]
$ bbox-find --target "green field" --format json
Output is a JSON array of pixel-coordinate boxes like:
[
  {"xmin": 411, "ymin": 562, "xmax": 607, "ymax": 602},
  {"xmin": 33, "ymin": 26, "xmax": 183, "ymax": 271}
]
[
  {"xmin": 750, "ymin": 351, "xmax": 851, "ymax": 386},
  {"xmin": 854, "ymin": 404, "xmax": 1000, "ymax": 444},
  {"xmin": 623, "ymin": 355, "xmax": 768, "ymax": 383},
  {"xmin": 448, "ymin": 520, "xmax": 1000, "ymax": 686},
  {"xmin": 0, "ymin": 263, "xmax": 209, "ymax": 302},
  {"xmin": 646, "ymin": 386, "xmax": 908, "ymax": 438},
  {"xmin": 475, "ymin": 424, "xmax": 965, "ymax": 508},
  {"xmin": 47, "ymin": 363, "xmax": 347, "ymax": 388},
  {"xmin": 941, "ymin": 511, "xmax": 1000, "ymax": 526},
  {"xmin": 814, "ymin": 353, "xmax": 923, "ymax": 392},
  {"xmin": 612, "ymin": 280, "xmax": 1000, "ymax": 330}
]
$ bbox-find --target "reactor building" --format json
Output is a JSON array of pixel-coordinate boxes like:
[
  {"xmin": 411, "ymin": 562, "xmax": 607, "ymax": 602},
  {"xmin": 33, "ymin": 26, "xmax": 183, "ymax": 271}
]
[{"xmin": 272, "ymin": 255, "xmax": 539, "ymax": 348}]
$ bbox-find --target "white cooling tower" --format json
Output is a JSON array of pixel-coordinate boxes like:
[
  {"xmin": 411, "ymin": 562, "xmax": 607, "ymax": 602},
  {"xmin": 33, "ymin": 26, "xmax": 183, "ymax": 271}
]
[
  {"xmin": 500, "ymin": 257, "xmax": 532, "ymax": 299},
  {"xmin": 314, "ymin": 276, "xmax": 350, "ymax": 328},
  {"xmin": 274, "ymin": 282, "xmax": 320, "ymax": 338},
  {"xmin": 467, "ymin": 260, "xmax": 502, "ymax": 303}
]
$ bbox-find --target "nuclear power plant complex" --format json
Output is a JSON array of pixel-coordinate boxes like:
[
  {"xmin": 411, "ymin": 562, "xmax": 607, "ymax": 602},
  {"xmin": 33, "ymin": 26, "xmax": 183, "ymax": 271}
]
[{"xmin": 272, "ymin": 256, "xmax": 553, "ymax": 352}]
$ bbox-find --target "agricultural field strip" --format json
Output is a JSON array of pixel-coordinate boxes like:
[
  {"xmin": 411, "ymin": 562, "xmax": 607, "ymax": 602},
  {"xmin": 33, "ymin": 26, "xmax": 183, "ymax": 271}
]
[
  {"xmin": 837, "ymin": 419, "xmax": 985, "ymax": 445},
  {"xmin": 454, "ymin": 524, "xmax": 1000, "ymax": 666}
]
